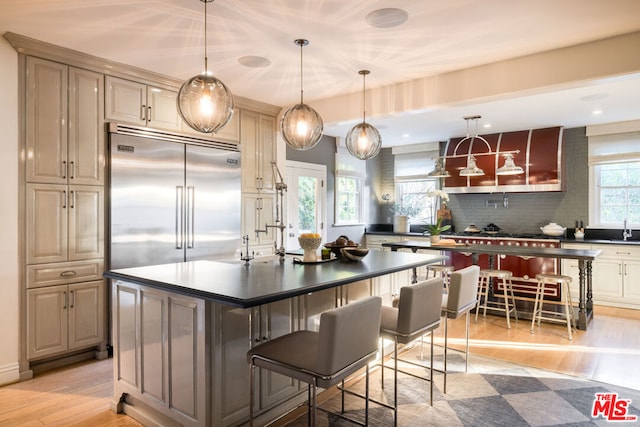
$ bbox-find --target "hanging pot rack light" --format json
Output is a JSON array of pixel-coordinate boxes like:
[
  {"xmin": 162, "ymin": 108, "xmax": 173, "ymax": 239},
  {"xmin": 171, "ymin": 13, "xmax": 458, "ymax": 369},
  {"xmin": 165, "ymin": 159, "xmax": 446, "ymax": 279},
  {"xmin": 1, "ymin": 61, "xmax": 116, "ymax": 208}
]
[{"xmin": 428, "ymin": 115, "xmax": 524, "ymax": 178}]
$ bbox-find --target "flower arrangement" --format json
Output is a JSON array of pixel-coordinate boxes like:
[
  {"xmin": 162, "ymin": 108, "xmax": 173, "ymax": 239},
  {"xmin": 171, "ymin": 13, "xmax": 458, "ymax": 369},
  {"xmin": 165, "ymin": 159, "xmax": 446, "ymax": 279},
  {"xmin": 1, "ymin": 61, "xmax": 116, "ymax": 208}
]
[
  {"xmin": 391, "ymin": 203, "xmax": 422, "ymax": 218},
  {"xmin": 426, "ymin": 189, "xmax": 449, "ymax": 205}
]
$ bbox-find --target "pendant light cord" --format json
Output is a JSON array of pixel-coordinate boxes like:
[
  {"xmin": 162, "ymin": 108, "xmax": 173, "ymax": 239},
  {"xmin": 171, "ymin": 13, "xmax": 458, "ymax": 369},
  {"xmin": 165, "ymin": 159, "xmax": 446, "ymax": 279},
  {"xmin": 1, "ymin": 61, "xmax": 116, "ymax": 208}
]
[
  {"xmin": 359, "ymin": 70, "xmax": 371, "ymax": 122},
  {"xmin": 203, "ymin": 0, "xmax": 212, "ymax": 74},
  {"xmin": 299, "ymin": 41, "xmax": 304, "ymax": 104},
  {"xmin": 362, "ymin": 72, "xmax": 366, "ymax": 122}
]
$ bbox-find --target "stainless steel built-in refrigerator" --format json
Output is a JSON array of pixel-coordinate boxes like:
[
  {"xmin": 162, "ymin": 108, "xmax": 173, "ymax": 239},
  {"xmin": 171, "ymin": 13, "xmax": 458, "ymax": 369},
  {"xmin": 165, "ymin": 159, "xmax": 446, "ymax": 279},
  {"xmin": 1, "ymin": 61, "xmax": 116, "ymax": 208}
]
[{"xmin": 108, "ymin": 124, "xmax": 241, "ymax": 269}]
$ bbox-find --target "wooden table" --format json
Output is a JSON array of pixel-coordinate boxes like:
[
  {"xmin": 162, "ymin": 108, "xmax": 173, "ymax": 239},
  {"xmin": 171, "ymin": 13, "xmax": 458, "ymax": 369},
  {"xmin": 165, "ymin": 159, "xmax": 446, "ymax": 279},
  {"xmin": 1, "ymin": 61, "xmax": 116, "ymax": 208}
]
[{"xmin": 382, "ymin": 240, "xmax": 601, "ymax": 331}]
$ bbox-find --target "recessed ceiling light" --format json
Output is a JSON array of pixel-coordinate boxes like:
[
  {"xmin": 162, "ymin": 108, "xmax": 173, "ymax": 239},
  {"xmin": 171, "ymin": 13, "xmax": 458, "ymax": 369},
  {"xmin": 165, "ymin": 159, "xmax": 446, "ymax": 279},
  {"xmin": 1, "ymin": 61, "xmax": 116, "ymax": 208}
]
[
  {"xmin": 580, "ymin": 93, "xmax": 608, "ymax": 102},
  {"xmin": 483, "ymin": 123, "xmax": 492, "ymax": 128},
  {"xmin": 403, "ymin": 133, "xmax": 410, "ymax": 138},
  {"xmin": 238, "ymin": 56, "xmax": 271, "ymax": 68},
  {"xmin": 592, "ymin": 109, "xmax": 603, "ymax": 115},
  {"xmin": 365, "ymin": 8, "xmax": 409, "ymax": 28}
]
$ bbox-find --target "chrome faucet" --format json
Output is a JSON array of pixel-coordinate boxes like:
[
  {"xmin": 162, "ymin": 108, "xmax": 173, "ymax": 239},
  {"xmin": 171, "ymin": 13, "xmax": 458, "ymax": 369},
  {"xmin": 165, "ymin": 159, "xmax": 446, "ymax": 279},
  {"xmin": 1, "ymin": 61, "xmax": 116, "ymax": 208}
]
[{"xmin": 623, "ymin": 219, "xmax": 633, "ymax": 241}]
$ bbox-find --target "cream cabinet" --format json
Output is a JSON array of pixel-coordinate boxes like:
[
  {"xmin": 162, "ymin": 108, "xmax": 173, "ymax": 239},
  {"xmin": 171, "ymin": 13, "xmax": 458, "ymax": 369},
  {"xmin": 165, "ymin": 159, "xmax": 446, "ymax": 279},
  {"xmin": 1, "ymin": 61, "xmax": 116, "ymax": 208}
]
[
  {"xmin": 27, "ymin": 280, "xmax": 104, "ymax": 360},
  {"xmin": 111, "ymin": 284, "xmax": 300, "ymax": 427},
  {"xmin": 25, "ymin": 57, "xmax": 104, "ymax": 185},
  {"xmin": 562, "ymin": 242, "xmax": 640, "ymax": 309},
  {"xmin": 241, "ymin": 193, "xmax": 275, "ymax": 254},
  {"xmin": 240, "ymin": 110, "xmax": 276, "ymax": 192},
  {"xmin": 26, "ymin": 183, "xmax": 104, "ymax": 265},
  {"xmin": 113, "ymin": 281, "xmax": 207, "ymax": 427},
  {"xmin": 214, "ymin": 298, "xmax": 300, "ymax": 426},
  {"xmin": 182, "ymin": 107, "xmax": 241, "ymax": 143},
  {"xmin": 105, "ymin": 76, "xmax": 181, "ymax": 131},
  {"xmin": 365, "ymin": 234, "xmax": 400, "ymax": 251}
]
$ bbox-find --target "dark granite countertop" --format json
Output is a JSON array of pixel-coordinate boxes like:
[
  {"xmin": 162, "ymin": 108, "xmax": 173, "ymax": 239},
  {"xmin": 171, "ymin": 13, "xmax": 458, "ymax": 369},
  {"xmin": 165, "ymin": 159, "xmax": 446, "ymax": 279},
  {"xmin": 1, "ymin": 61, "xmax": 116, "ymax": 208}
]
[
  {"xmin": 104, "ymin": 251, "xmax": 446, "ymax": 308},
  {"xmin": 365, "ymin": 225, "xmax": 640, "ymax": 245},
  {"xmin": 381, "ymin": 240, "xmax": 602, "ymax": 260}
]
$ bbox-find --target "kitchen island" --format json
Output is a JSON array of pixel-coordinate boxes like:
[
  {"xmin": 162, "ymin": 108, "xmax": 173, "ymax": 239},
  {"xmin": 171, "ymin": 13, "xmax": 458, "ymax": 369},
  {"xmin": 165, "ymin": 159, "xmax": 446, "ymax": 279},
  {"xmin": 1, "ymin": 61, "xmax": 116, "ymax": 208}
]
[
  {"xmin": 104, "ymin": 250, "xmax": 445, "ymax": 427},
  {"xmin": 382, "ymin": 240, "xmax": 601, "ymax": 331}
]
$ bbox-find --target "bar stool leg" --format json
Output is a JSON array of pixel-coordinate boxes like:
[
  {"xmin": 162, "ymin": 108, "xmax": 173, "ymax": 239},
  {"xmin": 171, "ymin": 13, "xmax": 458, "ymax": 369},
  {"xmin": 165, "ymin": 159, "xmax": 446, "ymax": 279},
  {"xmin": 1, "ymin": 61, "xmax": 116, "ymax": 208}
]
[
  {"xmin": 508, "ymin": 276, "xmax": 518, "ymax": 322},
  {"xmin": 563, "ymin": 281, "xmax": 573, "ymax": 340},
  {"xmin": 475, "ymin": 275, "xmax": 487, "ymax": 323},
  {"xmin": 531, "ymin": 279, "xmax": 543, "ymax": 333},
  {"xmin": 502, "ymin": 277, "xmax": 511, "ymax": 329}
]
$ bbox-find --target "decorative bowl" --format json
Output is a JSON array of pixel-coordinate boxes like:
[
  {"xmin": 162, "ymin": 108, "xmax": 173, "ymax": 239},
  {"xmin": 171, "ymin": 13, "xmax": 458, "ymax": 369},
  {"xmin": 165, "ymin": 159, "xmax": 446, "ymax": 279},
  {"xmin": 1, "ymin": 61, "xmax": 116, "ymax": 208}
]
[
  {"xmin": 298, "ymin": 237, "xmax": 322, "ymax": 262},
  {"xmin": 324, "ymin": 242, "xmax": 359, "ymax": 258},
  {"xmin": 540, "ymin": 222, "xmax": 566, "ymax": 236},
  {"xmin": 340, "ymin": 247, "xmax": 370, "ymax": 261},
  {"xmin": 298, "ymin": 237, "xmax": 322, "ymax": 250}
]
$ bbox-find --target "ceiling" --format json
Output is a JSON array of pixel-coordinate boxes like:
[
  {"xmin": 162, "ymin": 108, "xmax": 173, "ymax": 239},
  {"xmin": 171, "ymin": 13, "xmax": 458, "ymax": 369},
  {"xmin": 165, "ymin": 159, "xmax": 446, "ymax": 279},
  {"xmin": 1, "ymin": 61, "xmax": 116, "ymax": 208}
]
[{"xmin": 2, "ymin": 0, "xmax": 640, "ymax": 146}]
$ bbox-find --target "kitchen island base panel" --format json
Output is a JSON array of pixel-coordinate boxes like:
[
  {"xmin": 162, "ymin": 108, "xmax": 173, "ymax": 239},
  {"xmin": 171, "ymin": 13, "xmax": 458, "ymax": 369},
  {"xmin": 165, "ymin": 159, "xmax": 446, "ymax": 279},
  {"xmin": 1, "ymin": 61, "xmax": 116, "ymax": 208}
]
[
  {"xmin": 112, "ymin": 279, "xmax": 379, "ymax": 427},
  {"xmin": 106, "ymin": 254, "xmax": 446, "ymax": 426}
]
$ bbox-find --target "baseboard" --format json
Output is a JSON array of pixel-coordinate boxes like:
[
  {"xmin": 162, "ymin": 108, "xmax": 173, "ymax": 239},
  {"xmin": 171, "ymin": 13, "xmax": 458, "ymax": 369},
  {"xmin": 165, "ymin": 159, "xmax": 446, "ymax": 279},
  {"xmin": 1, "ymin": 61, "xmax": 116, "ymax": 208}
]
[
  {"xmin": 0, "ymin": 361, "xmax": 21, "ymax": 386},
  {"xmin": 30, "ymin": 350, "xmax": 97, "ymax": 375}
]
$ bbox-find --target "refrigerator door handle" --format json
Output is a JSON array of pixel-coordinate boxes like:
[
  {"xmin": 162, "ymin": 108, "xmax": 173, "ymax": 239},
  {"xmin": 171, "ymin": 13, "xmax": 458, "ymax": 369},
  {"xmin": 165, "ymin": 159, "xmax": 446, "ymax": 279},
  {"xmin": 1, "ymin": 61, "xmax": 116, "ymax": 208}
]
[
  {"xmin": 187, "ymin": 186, "xmax": 195, "ymax": 248},
  {"xmin": 176, "ymin": 186, "xmax": 184, "ymax": 249}
]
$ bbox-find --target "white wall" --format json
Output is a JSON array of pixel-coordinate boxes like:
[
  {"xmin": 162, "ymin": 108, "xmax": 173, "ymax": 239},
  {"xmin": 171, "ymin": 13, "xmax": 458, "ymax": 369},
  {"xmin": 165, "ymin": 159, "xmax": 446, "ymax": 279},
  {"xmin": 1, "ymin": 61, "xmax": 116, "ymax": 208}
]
[{"xmin": 0, "ymin": 35, "xmax": 20, "ymax": 385}]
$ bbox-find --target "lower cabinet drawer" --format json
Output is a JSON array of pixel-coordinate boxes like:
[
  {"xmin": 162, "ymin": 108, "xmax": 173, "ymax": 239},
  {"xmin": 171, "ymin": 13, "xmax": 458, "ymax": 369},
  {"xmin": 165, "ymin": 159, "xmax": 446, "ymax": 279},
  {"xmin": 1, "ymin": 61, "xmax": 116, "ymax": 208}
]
[{"xmin": 27, "ymin": 259, "xmax": 104, "ymax": 288}]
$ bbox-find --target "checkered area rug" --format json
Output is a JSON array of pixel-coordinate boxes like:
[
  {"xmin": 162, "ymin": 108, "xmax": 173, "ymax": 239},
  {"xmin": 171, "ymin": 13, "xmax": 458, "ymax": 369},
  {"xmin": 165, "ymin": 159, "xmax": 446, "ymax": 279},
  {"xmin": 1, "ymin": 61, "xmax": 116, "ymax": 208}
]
[{"xmin": 282, "ymin": 346, "xmax": 640, "ymax": 426}]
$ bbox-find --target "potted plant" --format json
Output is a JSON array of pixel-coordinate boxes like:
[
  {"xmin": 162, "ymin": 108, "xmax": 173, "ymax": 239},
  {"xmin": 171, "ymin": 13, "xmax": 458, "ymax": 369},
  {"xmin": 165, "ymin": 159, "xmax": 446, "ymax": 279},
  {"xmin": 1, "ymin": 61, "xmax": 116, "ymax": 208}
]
[{"xmin": 422, "ymin": 217, "xmax": 451, "ymax": 243}]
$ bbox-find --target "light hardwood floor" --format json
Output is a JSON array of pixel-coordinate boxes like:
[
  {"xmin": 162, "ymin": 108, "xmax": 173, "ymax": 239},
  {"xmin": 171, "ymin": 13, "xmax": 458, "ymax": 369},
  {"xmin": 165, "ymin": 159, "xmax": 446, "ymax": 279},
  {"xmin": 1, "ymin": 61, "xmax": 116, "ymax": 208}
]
[{"xmin": 1, "ymin": 305, "xmax": 637, "ymax": 426}]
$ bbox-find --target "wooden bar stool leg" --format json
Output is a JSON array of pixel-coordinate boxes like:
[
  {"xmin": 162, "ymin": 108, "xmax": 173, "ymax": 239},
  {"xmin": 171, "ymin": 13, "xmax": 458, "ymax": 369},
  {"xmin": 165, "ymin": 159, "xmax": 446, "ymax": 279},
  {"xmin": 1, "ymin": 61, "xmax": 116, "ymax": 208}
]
[
  {"xmin": 531, "ymin": 280, "xmax": 544, "ymax": 334},
  {"xmin": 502, "ymin": 277, "xmax": 511, "ymax": 329},
  {"xmin": 475, "ymin": 275, "xmax": 487, "ymax": 323},
  {"xmin": 508, "ymin": 276, "xmax": 518, "ymax": 322},
  {"xmin": 563, "ymin": 281, "xmax": 573, "ymax": 340}
]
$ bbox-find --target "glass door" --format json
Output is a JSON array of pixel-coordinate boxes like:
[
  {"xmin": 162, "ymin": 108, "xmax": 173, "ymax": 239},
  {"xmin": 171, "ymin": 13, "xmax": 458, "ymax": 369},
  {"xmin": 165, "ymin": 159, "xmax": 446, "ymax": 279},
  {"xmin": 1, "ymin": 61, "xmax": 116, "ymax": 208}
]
[{"xmin": 286, "ymin": 161, "xmax": 326, "ymax": 250}]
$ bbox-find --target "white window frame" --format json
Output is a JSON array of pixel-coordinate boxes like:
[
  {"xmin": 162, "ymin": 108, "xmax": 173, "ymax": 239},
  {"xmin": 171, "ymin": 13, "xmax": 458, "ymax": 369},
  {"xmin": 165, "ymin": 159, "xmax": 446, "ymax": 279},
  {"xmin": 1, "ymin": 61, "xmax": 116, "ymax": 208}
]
[
  {"xmin": 587, "ymin": 121, "xmax": 640, "ymax": 228},
  {"xmin": 589, "ymin": 159, "xmax": 640, "ymax": 228},
  {"xmin": 394, "ymin": 178, "xmax": 440, "ymax": 224},
  {"xmin": 335, "ymin": 174, "xmax": 364, "ymax": 225}
]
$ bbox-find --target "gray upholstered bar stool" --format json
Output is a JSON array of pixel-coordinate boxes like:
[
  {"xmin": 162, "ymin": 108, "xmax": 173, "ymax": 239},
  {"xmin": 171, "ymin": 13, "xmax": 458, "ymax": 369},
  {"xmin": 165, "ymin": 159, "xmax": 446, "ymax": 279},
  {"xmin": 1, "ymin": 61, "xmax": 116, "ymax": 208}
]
[
  {"xmin": 475, "ymin": 269, "xmax": 519, "ymax": 328},
  {"xmin": 378, "ymin": 277, "xmax": 443, "ymax": 426},
  {"xmin": 427, "ymin": 264, "xmax": 455, "ymax": 292},
  {"xmin": 440, "ymin": 265, "xmax": 480, "ymax": 393},
  {"xmin": 531, "ymin": 273, "xmax": 576, "ymax": 340},
  {"xmin": 247, "ymin": 296, "xmax": 382, "ymax": 427}
]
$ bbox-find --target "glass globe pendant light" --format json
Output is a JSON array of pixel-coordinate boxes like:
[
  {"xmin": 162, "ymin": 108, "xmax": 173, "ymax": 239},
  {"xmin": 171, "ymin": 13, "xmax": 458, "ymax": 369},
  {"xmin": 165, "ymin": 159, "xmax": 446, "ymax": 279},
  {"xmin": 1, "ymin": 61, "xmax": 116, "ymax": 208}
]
[
  {"xmin": 346, "ymin": 70, "xmax": 382, "ymax": 160},
  {"xmin": 177, "ymin": 0, "xmax": 234, "ymax": 134},
  {"xmin": 280, "ymin": 39, "xmax": 324, "ymax": 150}
]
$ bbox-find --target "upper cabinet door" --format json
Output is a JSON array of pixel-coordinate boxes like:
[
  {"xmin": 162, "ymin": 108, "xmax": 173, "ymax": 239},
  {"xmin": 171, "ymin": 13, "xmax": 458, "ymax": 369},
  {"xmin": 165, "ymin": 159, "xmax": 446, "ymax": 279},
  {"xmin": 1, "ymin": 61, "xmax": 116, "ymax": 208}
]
[
  {"xmin": 25, "ymin": 57, "xmax": 68, "ymax": 184},
  {"xmin": 147, "ymin": 86, "xmax": 181, "ymax": 131},
  {"xmin": 240, "ymin": 110, "xmax": 276, "ymax": 193},
  {"xmin": 105, "ymin": 76, "xmax": 147, "ymax": 125},
  {"xmin": 68, "ymin": 67, "xmax": 105, "ymax": 185},
  {"xmin": 106, "ymin": 76, "xmax": 182, "ymax": 132}
]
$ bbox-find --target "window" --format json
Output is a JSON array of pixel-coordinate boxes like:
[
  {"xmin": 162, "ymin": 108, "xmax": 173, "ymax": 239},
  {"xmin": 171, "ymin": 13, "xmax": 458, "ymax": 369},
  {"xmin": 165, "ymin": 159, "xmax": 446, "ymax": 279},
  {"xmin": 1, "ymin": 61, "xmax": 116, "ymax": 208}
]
[
  {"xmin": 587, "ymin": 125, "xmax": 640, "ymax": 227},
  {"xmin": 392, "ymin": 144, "xmax": 441, "ymax": 224},
  {"xmin": 592, "ymin": 161, "xmax": 640, "ymax": 225},
  {"xmin": 336, "ymin": 176, "xmax": 363, "ymax": 224},
  {"xmin": 395, "ymin": 179, "xmax": 439, "ymax": 223},
  {"xmin": 335, "ymin": 145, "xmax": 365, "ymax": 225}
]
